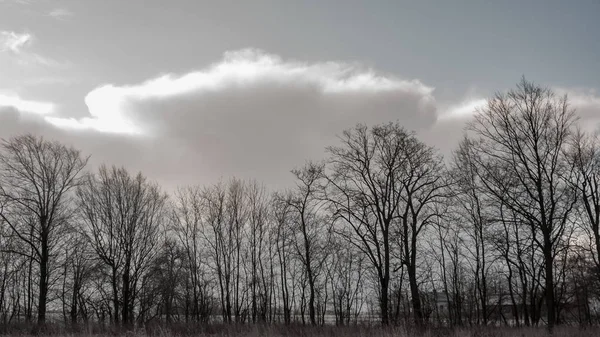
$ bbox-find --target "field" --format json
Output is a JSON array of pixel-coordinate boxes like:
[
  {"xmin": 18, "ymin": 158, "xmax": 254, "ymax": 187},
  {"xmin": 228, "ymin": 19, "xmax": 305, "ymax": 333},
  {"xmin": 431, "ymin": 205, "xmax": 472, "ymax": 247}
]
[{"xmin": 2, "ymin": 324, "xmax": 600, "ymax": 337}]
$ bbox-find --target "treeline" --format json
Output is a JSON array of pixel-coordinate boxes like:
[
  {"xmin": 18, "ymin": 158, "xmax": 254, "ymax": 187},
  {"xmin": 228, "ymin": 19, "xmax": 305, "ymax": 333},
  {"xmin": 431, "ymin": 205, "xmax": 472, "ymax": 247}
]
[{"xmin": 0, "ymin": 79, "xmax": 600, "ymax": 330}]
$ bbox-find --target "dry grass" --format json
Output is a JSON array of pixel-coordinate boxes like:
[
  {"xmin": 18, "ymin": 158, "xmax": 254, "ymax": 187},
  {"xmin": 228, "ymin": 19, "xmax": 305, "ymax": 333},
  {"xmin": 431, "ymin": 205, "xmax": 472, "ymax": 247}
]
[{"xmin": 1, "ymin": 324, "xmax": 599, "ymax": 337}]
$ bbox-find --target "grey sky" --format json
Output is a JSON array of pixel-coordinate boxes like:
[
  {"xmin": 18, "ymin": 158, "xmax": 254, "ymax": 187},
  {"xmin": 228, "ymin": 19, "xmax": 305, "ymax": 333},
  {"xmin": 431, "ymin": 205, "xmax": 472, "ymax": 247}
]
[{"xmin": 1, "ymin": 0, "xmax": 599, "ymax": 189}]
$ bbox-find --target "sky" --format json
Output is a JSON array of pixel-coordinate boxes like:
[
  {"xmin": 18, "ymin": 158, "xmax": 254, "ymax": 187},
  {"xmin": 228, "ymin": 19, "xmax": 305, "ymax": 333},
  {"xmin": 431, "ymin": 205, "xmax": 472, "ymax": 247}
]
[{"xmin": 1, "ymin": 0, "xmax": 599, "ymax": 190}]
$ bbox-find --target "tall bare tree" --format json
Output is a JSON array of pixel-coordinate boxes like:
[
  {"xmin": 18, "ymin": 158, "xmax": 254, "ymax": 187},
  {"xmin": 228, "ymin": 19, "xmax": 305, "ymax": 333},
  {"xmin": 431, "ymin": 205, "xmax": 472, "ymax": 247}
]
[
  {"xmin": 452, "ymin": 137, "xmax": 493, "ymax": 324},
  {"xmin": 171, "ymin": 186, "xmax": 213, "ymax": 322},
  {"xmin": 572, "ymin": 131, "xmax": 600, "ymax": 283},
  {"xmin": 325, "ymin": 123, "xmax": 440, "ymax": 325},
  {"xmin": 394, "ymin": 129, "xmax": 446, "ymax": 326},
  {"xmin": 201, "ymin": 179, "xmax": 248, "ymax": 323},
  {"xmin": 245, "ymin": 180, "xmax": 270, "ymax": 323},
  {"xmin": 282, "ymin": 162, "xmax": 329, "ymax": 325},
  {"xmin": 77, "ymin": 165, "xmax": 166, "ymax": 326},
  {"xmin": 467, "ymin": 78, "xmax": 578, "ymax": 329},
  {"xmin": 271, "ymin": 193, "xmax": 294, "ymax": 325},
  {"xmin": 0, "ymin": 135, "xmax": 88, "ymax": 324}
]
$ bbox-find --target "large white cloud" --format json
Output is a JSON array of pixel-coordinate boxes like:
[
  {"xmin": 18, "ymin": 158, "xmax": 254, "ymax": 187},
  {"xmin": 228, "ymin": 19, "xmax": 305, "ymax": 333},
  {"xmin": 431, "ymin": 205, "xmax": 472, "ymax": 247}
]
[
  {"xmin": 40, "ymin": 49, "xmax": 438, "ymax": 189},
  {"xmin": 48, "ymin": 49, "xmax": 436, "ymax": 134},
  {"xmin": 2, "ymin": 49, "xmax": 599, "ymax": 190}
]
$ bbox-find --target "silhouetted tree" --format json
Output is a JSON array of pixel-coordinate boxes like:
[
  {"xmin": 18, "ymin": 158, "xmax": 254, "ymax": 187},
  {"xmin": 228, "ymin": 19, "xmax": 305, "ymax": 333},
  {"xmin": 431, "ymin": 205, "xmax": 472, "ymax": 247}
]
[
  {"xmin": 77, "ymin": 165, "xmax": 166, "ymax": 326},
  {"xmin": 0, "ymin": 134, "xmax": 87, "ymax": 324},
  {"xmin": 325, "ymin": 123, "xmax": 443, "ymax": 325},
  {"xmin": 467, "ymin": 78, "xmax": 578, "ymax": 330}
]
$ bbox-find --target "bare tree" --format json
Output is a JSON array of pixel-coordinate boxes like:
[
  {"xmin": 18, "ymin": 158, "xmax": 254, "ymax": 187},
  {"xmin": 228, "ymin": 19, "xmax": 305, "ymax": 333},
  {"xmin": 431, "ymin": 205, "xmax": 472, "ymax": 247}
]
[
  {"xmin": 324, "ymin": 123, "xmax": 441, "ymax": 325},
  {"xmin": 271, "ymin": 193, "xmax": 294, "ymax": 325},
  {"xmin": 394, "ymin": 129, "xmax": 446, "ymax": 326},
  {"xmin": 150, "ymin": 237, "xmax": 186, "ymax": 324},
  {"xmin": 245, "ymin": 180, "xmax": 270, "ymax": 323},
  {"xmin": 200, "ymin": 179, "xmax": 248, "ymax": 323},
  {"xmin": 0, "ymin": 134, "xmax": 88, "ymax": 324},
  {"xmin": 572, "ymin": 131, "xmax": 600, "ymax": 285},
  {"xmin": 171, "ymin": 186, "xmax": 213, "ymax": 322},
  {"xmin": 59, "ymin": 232, "xmax": 94, "ymax": 324},
  {"xmin": 452, "ymin": 137, "xmax": 494, "ymax": 324},
  {"xmin": 467, "ymin": 78, "xmax": 578, "ymax": 329},
  {"xmin": 327, "ymin": 238, "xmax": 365, "ymax": 326},
  {"xmin": 431, "ymin": 213, "xmax": 467, "ymax": 326},
  {"xmin": 281, "ymin": 162, "xmax": 330, "ymax": 325},
  {"xmin": 77, "ymin": 165, "xmax": 166, "ymax": 326},
  {"xmin": 572, "ymin": 131, "xmax": 600, "ymax": 262}
]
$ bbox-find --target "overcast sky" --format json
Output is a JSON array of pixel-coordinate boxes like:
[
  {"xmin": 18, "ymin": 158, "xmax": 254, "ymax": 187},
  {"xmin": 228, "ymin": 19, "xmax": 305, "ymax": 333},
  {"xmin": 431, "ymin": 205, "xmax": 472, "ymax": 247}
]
[{"xmin": 1, "ymin": 0, "xmax": 599, "ymax": 190}]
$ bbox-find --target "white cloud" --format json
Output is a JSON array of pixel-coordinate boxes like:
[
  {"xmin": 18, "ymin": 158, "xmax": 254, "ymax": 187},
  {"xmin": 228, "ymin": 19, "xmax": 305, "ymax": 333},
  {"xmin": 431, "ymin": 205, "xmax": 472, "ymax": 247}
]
[
  {"xmin": 438, "ymin": 98, "xmax": 487, "ymax": 120},
  {"xmin": 559, "ymin": 88, "xmax": 600, "ymax": 133},
  {"xmin": 427, "ymin": 87, "xmax": 600, "ymax": 155},
  {"xmin": 6, "ymin": 48, "xmax": 598, "ymax": 189},
  {"xmin": 0, "ymin": 31, "xmax": 31, "ymax": 53},
  {"xmin": 0, "ymin": 30, "xmax": 61, "ymax": 67},
  {"xmin": 557, "ymin": 88, "xmax": 600, "ymax": 116},
  {"xmin": 41, "ymin": 48, "xmax": 437, "ymax": 188},
  {"xmin": 437, "ymin": 88, "xmax": 600, "ymax": 124},
  {"xmin": 0, "ymin": 93, "xmax": 54, "ymax": 115},
  {"xmin": 48, "ymin": 8, "xmax": 73, "ymax": 20},
  {"xmin": 105, "ymin": 48, "xmax": 431, "ymax": 98},
  {"xmin": 48, "ymin": 48, "xmax": 435, "ymax": 135}
]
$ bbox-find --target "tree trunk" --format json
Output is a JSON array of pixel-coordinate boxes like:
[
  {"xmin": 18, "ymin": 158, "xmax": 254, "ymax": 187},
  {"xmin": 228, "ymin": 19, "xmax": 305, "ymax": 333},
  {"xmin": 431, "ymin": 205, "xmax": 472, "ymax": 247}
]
[
  {"xmin": 37, "ymin": 226, "xmax": 49, "ymax": 325},
  {"xmin": 37, "ymin": 254, "xmax": 48, "ymax": 324},
  {"xmin": 122, "ymin": 269, "xmax": 130, "ymax": 326},
  {"xmin": 408, "ymin": 263, "xmax": 423, "ymax": 326},
  {"xmin": 380, "ymin": 274, "xmax": 389, "ymax": 325},
  {"xmin": 111, "ymin": 266, "xmax": 120, "ymax": 325},
  {"xmin": 70, "ymin": 278, "xmax": 79, "ymax": 324},
  {"xmin": 543, "ymin": 241, "xmax": 555, "ymax": 331},
  {"xmin": 408, "ymin": 234, "xmax": 424, "ymax": 326},
  {"xmin": 308, "ymin": 272, "xmax": 316, "ymax": 326}
]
